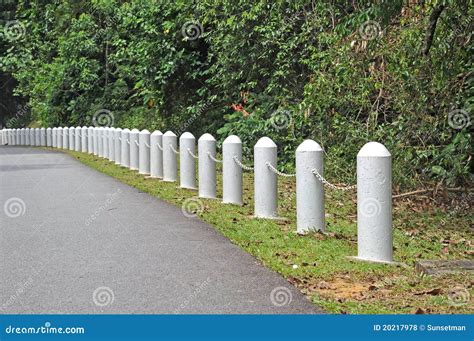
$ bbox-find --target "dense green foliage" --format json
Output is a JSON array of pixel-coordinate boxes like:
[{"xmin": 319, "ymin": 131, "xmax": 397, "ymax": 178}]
[{"xmin": 1, "ymin": 0, "xmax": 472, "ymax": 187}]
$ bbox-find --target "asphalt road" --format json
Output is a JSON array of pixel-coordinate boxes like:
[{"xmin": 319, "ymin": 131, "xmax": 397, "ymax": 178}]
[{"xmin": 0, "ymin": 146, "xmax": 320, "ymax": 314}]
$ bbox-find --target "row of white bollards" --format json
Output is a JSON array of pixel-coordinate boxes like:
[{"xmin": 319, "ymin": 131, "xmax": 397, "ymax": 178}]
[{"xmin": 1, "ymin": 126, "xmax": 393, "ymax": 264}]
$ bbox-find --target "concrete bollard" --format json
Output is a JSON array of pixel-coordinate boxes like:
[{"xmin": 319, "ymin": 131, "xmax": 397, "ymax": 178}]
[
  {"xmin": 16, "ymin": 129, "xmax": 20, "ymax": 145},
  {"xmin": 198, "ymin": 133, "xmax": 217, "ymax": 199},
  {"xmin": 150, "ymin": 130, "xmax": 163, "ymax": 178},
  {"xmin": 10, "ymin": 129, "xmax": 15, "ymax": 145},
  {"xmin": 21, "ymin": 128, "xmax": 26, "ymax": 145},
  {"xmin": 356, "ymin": 142, "xmax": 393, "ymax": 263},
  {"xmin": 74, "ymin": 126, "xmax": 81, "ymax": 151},
  {"xmin": 31, "ymin": 128, "xmax": 35, "ymax": 146},
  {"xmin": 139, "ymin": 129, "xmax": 151, "ymax": 175},
  {"xmin": 129, "ymin": 129, "xmax": 140, "ymax": 170},
  {"xmin": 162, "ymin": 131, "xmax": 178, "ymax": 182},
  {"xmin": 222, "ymin": 135, "xmax": 243, "ymax": 205},
  {"xmin": 40, "ymin": 128, "xmax": 46, "ymax": 146},
  {"xmin": 108, "ymin": 128, "xmax": 115, "ymax": 162},
  {"xmin": 46, "ymin": 128, "xmax": 52, "ymax": 147},
  {"xmin": 35, "ymin": 128, "xmax": 41, "ymax": 146},
  {"xmin": 52, "ymin": 128, "xmax": 58, "ymax": 148},
  {"xmin": 98, "ymin": 127, "xmax": 104, "ymax": 157},
  {"xmin": 69, "ymin": 127, "xmax": 75, "ymax": 150},
  {"xmin": 62, "ymin": 127, "xmax": 69, "ymax": 149},
  {"xmin": 88, "ymin": 127, "xmax": 94, "ymax": 154},
  {"xmin": 103, "ymin": 127, "xmax": 109, "ymax": 158},
  {"xmin": 179, "ymin": 132, "xmax": 197, "ymax": 189},
  {"xmin": 57, "ymin": 127, "xmax": 63, "ymax": 148},
  {"xmin": 81, "ymin": 126, "xmax": 88, "ymax": 153},
  {"xmin": 254, "ymin": 137, "xmax": 278, "ymax": 218},
  {"xmin": 114, "ymin": 128, "xmax": 122, "ymax": 165},
  {"xmin": 120, "ymin": 128, "xmax": 130, "ymax": 168},
  {"xmin": 296, "ymin": 140, "xmax": 325, "ymax": 233}
]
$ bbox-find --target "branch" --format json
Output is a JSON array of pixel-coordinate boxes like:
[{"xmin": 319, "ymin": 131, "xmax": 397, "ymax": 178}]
[{"xmin": 421, "ymin": 4, "xmax": 445, "ymax": 57}]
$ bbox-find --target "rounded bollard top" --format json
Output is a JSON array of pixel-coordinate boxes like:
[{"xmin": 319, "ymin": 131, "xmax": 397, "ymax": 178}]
[
  {"xmin": 82, "ymin": 126, "xmax": 88, "ymax": 129},
  {"xmin": 199, "ymin": 133, "xmax": 215, "ymax": 141},
  {"xmin": 255, "ymin": 136, "xmax": 277, "ymax": 148},
  {"xmin": 47, "ymin": 127, "xmax": 52, "ymax": 131},
  {"xmin": 69, "ymin": 126, "xmax": 75, "ymax": 129},
  {"xmin": 296, "ymin": 139, "xmax": 322, "ymax": 152},
  {"xmin": 223, "ymin": 135, "xmax": 241, "ymax": 144},
  {"xmin": 180, "ymin": 131, "xmax": 195, "ymax": 139},
  {"xmin": 40, "ymin": 127, "xmax": 45, "ymax": 131},
  {"xmin": 164, "ymin": 130, "xmax": 177, "ymax": 137},
  {"xmin": 115, "ymin": 127, "xmax": 122, "ymax": 131},
  {"xmin": 151, "ymin": 130, "xmax": 162, "ymax": 136},
  {"xmin": 57, "ymin": 127, "xmax": 63, "ymax": 130},
  {"xmin": 122, "ymin": 128, "xmax": 130, "ymax": 133},
  {"xmin": 357, "ymin": 142, "xmax": 391, "ymax": 157},
  {"xmin": 139, "ymin": 129, "xmax": 150, "ymax": 134},
  {"xmin": 130, "ymin": 128, "xmax": 139, "ymax": 133},
  {"xmin": 76, "ymin": 126, "xmax": 81, "ymax": 129}
]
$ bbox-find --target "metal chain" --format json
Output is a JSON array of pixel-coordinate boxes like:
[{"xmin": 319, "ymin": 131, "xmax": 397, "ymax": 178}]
[
  {"xmin": 145, "ymin": 142, "xmax": 151, "ymax": 148},
  {"xmin": 170, "ymin": 144, "xmax": 179, "ymax": 154},
  {"xmin": 265, "ymin": 162, "xmax": 296, "ymax": 177},
  {"xmin": 233, "ymin": 155, "xmax": 253, "ymax": 171},
  {"xmin": 207, "ymin": 152, "xmax": 223, "ymax": 163},
  {"xmin": 311, "ymin": 168, "xmax": 357, "ymax": 191},
  {"xmin": 187, "ymin": 148, "xmax": 198, "ymax": 159},
  {"xmin": 156, "ymin": 142, "xmax": 163, "ymax": 151},
  {"xmin": 134, "ymin": 140, "xmax": 139, "ymax": 146}
]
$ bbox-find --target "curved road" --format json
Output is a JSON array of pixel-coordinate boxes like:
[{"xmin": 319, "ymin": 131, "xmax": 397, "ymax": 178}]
[{"xmin": 0, "ymin": 146, "xmax": 319, "ymax": 314}]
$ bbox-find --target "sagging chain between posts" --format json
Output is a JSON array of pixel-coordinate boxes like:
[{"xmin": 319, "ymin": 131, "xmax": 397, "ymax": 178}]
[
  {"xmin": 170, "ymin": 144, "xmax": 179, "ymax": 154},
  {"xmin": 207, "ymin": 152, "xmax": 222, "ymax": 163},
  {"xmin": 311, "ymin": 168, "xmax": 356, "ymax": 191},
  {"xmin": 233, "ymin": 155, "xmax": 253, "ymax": 171},
  {"xmin": 187, "ymin": 148, "xmax": 198, "ymax": 159},
  {"xmin": 265, "ymin": 162, "xmax": 296, "ymax": 177}
]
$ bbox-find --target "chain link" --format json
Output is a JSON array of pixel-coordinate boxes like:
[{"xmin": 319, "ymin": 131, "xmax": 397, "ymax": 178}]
[
  {"xmin": 207, "ymin": 152, "xmax": 222, "ymax": 163},
  {"xmin": 169, "ymin": 144, "xmax": 179, "ymax": 154},
  {"xmin": 156, "ymin": 142, "xmax": 163, "ymax": 151},
  {"xmin": 187, "ymin": 148, "xmax": 198, "ymax": 159},
  {"xmin": 311, "ymin": 168, "xmax": 357, "ymax": 191},
  {"xmin": 265, "ymin": 162, "xmax": 296, "ymax": 177},
  {"xmin": 233, "ymin": 155, "xmax": 254, "ymax": 171}
]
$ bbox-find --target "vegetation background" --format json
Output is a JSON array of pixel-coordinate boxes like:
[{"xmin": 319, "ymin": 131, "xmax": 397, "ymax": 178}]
[{"xmin": 0, "ymin": 0, "xmax": 472, "ymax": 189}]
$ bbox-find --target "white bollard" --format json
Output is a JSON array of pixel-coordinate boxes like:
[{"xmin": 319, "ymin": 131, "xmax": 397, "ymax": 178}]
[
  {"xmin": 69, "ymin": 126, "xmax": 75, "ymax": 150},
  {"xmin": 222, "ymin": 135, "xmax": 243, "ymax": 205},
  {"xmin": 98, "ymin": 127, "xmax": 104, "ymax": 157},
  {"xmin": 254, "ymin": 137, "xmax": 278, "ymax": 218},
  {"xmin": 129, "ymin": 129, "xmax": 139, "ymax": 170},
  {"xmin": 120, "ymin": 128, "xmax": 130, "ymax": 168},
  {"xmin": 11, "ymin": 129, "xmax": 16, "ymax": 145},
  {"xmin": 179, "ymin": 132, "xmax": 197, "ymax": 189},
  {"xmin": 108, "ymin": 128, "xmax": 115, "ymax": 161},
  {"xmin": 296, "ymin": 140, "xmax": 325, "ymax": 233},
  {"xmin": 88, "ymin": 127, "xmax": 94, "ymax": 154},
  {"xmin": 139, "ymin": 129, "xmax": 151, "ymax": 175},
  {"xmin": 62, "ymin": 127, "xmax": 69, "ymax": 149},
  {"xmin": 57, "ymin": 127, "xmax": 63, "ymax": 148},
  {"xmin": 21, "ymin": 128, "xmax": 26, "ymax": 145},
  {"xmin": 46, "ymin": 128, "xmax": 52, "ymax": 147},
  {"xmin": 114, "ymin": 128, "xmax": 122, "ymax": 165},
  {"xmin": 102, "ymin": 127, "xmax": 108, "ymax": 158},
  {"xmin": 150, "ymin": 130, "xmax": 163, "ymax": 178},
  {"xmin": 40, "ymin": 128, "xmax": 46, "ymax": 146},
  {"xmin": 198, "ymin": 133, "xmax": 217, "ymax": 199},
  {"xmin": 356, "ymin": 142, "xmax": 393, "ymax": 263},
  {"xmin": 81, "ymin": 126, "xmax": 88, "ymax": 153},
  {"xmin": 35, "ymin": 128, "xmax": 40, "ymax": 146},
  {"xmin": 75, "ymin": 126, "xmax": 81, "ymax": 151},
  {"xmin": 30, "ymin": 128, "xmax": 35, "ymax": 146},
  {"xmin": 162, "ymin": 131, "xmax": 178, "ymax": 182},
  {"xmin": 52, "ymin": 128, "xmax": 57, "ymax": 147}
]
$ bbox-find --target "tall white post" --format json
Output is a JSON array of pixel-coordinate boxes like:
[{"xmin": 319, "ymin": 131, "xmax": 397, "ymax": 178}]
[
  {"xmin": 150, "ymin": 130, "xmax": 163, "ymax": 178},
  {"xmin": 254, "ymin": 137, "xmax": 278, "ymax": 218},
  {"xmin": 198, "ymin": 133, "xmax": 217, "ymax": 199},
  {"xmin": 129, "ymin": 129, "xmax": 139, "ymax": 170},
  {"xmin": 296, "ymin": 140, "xmax": 324, "ymax": 233},
  {"xmin": 74, "ymin": 126, "xmax": 81, "ymax": 151},
  {"xmin": 10, "ymin": 129, "xmax": 15, "ymax": 145},
  {"xmin": 222, "ymin": 135, "xmax": 243, "ymax": 205},
  {"xmin": 20, "ymin": 128, "xmax": 26, "ymax": 145},
  {"xmin": 46, "ymin": 128, "xmax": 52, "ymax": 147},
  {"xmin": 103, "ymin": 127, "xmax": 109, "ymax": 158},
  {"xmin": 139, "ymin": 129, "xmax": 151, "ymax": 175},
  {"xmin": 120, "ymin": 128, "xmax": 130, "ymax": 168},
  {"xmin": 179, "ymin": 132, "xmax": 197, "ymax": 189},
  {"xmin": 114, "ymin": 128, "xmax": 122, "ymax": 165},
  {"xmin": 40, "ymin": 128, "xmax": 46, "ymax": 146},
  {"xmin": 56, "ymin": 128, "xmax": 62, "ymax": 148},
  {"xmin": 108, "ymin": 128, "xmax": 115, "ymax": 161},
  {"xmin": 162, "ymin": 131, "xmax": 178, "ymax": 182},
  {"xmin": 88, "ymin": 127, "xmax": 94, "ymax": 154},
  {"xmin": 356, "ymin": 142, "xmax": 393, "ymax": 263},
  {"xmin": 62, "ymin": 127, "xmax": 69, "ymax": 149},
  {"xmin": 98, "ymin": 127, "xmax": 104, "ymax": 157},
  {"xmin": 52, "ymin": 128, "xmax": 57, "ymax": 147},
  {"xmin": 81, "ymin": 126, "xmax": 88, "ymax": 153},
  {"xmin": 35, "ymin": 128, "xmax": 40, "ymax": 146},
  {"xmin": 69, "ymin": 127, "xmax": 75, "ymax": 150}
]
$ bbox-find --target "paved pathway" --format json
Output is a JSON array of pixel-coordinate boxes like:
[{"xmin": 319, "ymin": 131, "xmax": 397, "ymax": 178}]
[{"xmin": 0, "ymin": 146, "xmax": 320, "ymax": 314}]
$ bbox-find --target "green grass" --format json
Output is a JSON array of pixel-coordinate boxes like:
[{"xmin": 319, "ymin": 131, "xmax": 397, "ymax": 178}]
[{"xmin": 65, "ymin": 149, "xmax": 473, "ymax": 314}]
